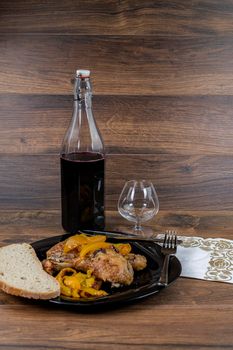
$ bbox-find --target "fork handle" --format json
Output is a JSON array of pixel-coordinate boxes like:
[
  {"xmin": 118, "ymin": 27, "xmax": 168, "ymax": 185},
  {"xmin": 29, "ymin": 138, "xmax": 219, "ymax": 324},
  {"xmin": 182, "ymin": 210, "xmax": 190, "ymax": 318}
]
[{"xmin": 158, "ymin": 254, "xmax": 170, "ymax": 286}]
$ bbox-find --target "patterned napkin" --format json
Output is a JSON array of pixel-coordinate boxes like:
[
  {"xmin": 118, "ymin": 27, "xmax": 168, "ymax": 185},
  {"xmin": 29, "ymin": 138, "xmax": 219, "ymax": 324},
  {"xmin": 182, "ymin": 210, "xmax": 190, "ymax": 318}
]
[{"xmin": 176, "ymin": 236, "xmax": 233, "ymax": 283}]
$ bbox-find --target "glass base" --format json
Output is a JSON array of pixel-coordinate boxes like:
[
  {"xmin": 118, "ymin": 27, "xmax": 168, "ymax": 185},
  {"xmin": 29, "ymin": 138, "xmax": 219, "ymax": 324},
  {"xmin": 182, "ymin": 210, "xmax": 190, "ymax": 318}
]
[{"xmin": 113, "ymin": 225, "xmax": 155, "ymax": 237}]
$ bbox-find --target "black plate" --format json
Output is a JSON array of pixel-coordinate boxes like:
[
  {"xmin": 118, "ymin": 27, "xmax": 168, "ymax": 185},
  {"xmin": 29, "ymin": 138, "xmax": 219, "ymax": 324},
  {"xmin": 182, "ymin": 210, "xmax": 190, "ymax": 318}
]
[{"xmin": 31, "ymin": 231, "xmax": 181, "ymax": 309}]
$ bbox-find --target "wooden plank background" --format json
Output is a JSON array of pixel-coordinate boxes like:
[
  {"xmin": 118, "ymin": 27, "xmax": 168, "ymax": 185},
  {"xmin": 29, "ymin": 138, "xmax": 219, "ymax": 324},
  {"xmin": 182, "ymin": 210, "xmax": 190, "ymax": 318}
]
[
  {"xmin": 0, "ymin": 0, "xmax": 233, "ymax": 239},
  {"xmin": 1, "ymin": 2, "xmax": 233, "ymax": 350}
]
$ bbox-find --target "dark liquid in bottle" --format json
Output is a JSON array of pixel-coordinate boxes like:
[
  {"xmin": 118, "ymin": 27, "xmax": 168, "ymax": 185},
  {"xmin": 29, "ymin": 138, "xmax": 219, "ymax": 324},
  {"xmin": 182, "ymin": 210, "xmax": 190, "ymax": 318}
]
[{"xmin": 61, "ymin": 152, "xmax": 105, "ymax": 233}]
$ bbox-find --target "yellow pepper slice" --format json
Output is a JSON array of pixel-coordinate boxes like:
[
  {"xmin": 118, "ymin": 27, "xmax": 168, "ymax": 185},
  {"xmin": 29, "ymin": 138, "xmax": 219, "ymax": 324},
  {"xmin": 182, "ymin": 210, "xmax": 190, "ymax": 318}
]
[
  {"xmin": 55, "ymin": 267, "xmax": 108, "ymax": 299},
  {"xmin": 56, "ymin": 268, "xmax": 77, "ymax": 297},
  {"xmin": 63, "ymin": 234, "xmax": 106, "ymax": 253},
  {"xmin": 60, "ymin": 284, "xmax": 73, "ymax": 297},
  {"xmin": 56, "ymin": 268, "xmax": 76, "ymax": 283},
  {"xmin": 114, "ymin": 243, "xmax": 131, "ymax": 255},
  {"xmin": 79, "ymin": 242, "xmax": 112, "ymax": 258},
  {"xmin": 85, "ymin": 235, "xmax": 107, "ymax": 243},
  {"xmin": 72, "ymin": 289, "xmax": 81, "ymax": 299},
  {"xmin": 80, "ymin": 288, "xmax": 108, "ymax": 298},
  {"xmin": 63, "ymin": 275, "xmax": 81, "ymax": 290},
  {"xmin": 84, "ymin": 276, "xmax": 96, "ymax": 288},
  {"xmin": 63, "ymin": 235, "xmax": 87, "ymax": 253}
]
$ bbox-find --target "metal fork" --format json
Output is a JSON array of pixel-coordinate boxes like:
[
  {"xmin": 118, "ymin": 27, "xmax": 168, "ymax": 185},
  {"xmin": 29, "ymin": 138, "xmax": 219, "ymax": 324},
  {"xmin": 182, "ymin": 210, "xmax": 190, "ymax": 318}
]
[{"xmin": 158, "ymin": 231, "xmax": 177, "ymax": 286}]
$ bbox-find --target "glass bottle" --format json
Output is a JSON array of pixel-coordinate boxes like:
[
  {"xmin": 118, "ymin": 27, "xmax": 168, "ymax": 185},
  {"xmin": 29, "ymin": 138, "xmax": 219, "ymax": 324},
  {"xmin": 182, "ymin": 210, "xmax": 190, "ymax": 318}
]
[{"xmin": 60, "ymin": 69, "xmax": 105, "ymax": 233}]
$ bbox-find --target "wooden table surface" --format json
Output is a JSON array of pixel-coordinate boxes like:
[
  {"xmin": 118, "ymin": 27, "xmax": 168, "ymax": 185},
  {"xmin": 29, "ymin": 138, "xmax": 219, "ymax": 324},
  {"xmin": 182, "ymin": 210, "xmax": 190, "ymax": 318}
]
[
  {"xmin": 1, "ymin": 1, "xmax": 233, "ymax": 349},
  {"xmin": 0, "ymin": 211, "xmax": 232, "ymax": 350}
]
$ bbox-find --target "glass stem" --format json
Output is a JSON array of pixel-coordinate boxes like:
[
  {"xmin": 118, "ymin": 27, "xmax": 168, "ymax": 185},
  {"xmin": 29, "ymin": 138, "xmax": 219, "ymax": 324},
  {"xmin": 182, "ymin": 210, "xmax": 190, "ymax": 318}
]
[
  {"xmin": 135, "ymin": 216, "xmax": 140, "ymax": 228},
  {"xmin": 133, "ymin": 218, "xmax": 143, "ymax": 235}
]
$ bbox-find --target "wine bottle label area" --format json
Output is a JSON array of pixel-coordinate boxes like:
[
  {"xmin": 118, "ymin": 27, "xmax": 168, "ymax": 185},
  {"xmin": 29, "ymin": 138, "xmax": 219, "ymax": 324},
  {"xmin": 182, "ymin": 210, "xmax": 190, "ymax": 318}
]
[{"xmin": 61, "ymin": 152, "xmax": 105, "ymax": 233}]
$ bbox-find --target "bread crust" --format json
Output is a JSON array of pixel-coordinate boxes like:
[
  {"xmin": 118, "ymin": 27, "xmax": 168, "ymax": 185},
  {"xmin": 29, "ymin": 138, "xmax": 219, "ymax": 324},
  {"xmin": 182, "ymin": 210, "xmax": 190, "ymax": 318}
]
[
  {"xmin": 0, "ymin": 279, "xmax": 60, "ymax": 299},
  {"xmin": 0, "ymin": 243, "xmax": 60, "ymax": 300}
]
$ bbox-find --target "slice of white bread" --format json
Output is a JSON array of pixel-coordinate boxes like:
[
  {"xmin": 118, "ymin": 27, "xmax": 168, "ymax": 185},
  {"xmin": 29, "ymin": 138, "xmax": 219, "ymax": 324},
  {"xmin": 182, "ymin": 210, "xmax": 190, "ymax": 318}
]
[{"xmin": 0, "ymin": 243, "xmax": 60, "ymax": 299}]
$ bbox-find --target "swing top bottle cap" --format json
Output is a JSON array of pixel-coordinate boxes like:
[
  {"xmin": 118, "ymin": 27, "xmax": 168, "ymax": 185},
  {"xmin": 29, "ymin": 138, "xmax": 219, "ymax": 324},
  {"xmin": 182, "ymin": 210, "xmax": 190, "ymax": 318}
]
[{"xmin": 76, "ymin": 69, "xmax": 90, "ymax": 78}]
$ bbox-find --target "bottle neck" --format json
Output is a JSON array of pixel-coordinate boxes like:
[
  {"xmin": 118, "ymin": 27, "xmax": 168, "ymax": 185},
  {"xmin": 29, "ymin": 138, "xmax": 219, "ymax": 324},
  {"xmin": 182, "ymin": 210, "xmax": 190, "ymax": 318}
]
[
  {"xmin": 74, "ymin": 76, "xmax": 92, "ymax": 107},
  {"xmin": 60, "ymin": 75, "xmax": 104, "ymax": 156}
]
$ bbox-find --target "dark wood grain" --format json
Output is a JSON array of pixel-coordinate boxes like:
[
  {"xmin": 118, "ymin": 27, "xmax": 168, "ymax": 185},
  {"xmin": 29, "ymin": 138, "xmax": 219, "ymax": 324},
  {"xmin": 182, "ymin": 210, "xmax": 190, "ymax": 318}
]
[
  {"xmin": 1, "ymin": 210, "xmax": 233, "ymax": 245},
  {"xmin": 1, "ymin": 94, "xmax": 233, "ymax": 155},
  {"xmin": 0, "ymin": 301, "xmax": 232, "ymax": 350},
  {"xmin": 0, "ymin": 209, "xmax": 232, "ymax": 349},
  {"xmin": 0, "ymin": 35, "xmax": 233, "ymax": 95},
  {"xmin": 1, "ymin": 1, "xmax": 233, "ymax": 349},
  {"xmin": 0, "ymin": 0, "xmax": 233, "ymax": 36},
  {"xmin": 1, "ymin": 154, "xmax": 233, "ymax": 211}
]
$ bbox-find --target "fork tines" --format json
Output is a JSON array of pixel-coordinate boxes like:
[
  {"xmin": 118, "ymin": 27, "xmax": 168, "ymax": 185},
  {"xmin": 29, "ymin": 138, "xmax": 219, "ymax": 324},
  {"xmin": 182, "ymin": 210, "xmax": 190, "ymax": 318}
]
[{"xmin": 164, "ymin": 231, "xmax": 177, "ymax": 249}]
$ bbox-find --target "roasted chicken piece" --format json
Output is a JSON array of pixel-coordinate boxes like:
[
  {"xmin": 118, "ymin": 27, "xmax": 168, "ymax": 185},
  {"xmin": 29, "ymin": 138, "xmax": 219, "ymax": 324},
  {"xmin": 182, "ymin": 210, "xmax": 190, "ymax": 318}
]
[
  {"xmin": 126, "ymin": 253, "xmax": 148, "ymax": 271},
  {"xmin": 43, "ymin": 242, "xmax": 75, "ymax": 274},
  {"xmin": 75, "ymin": 248, "xmax": 134, "ymax": 286},
  {"xmin": 42, "ymin": 239, "xmax": 147, "ymax": 287}
]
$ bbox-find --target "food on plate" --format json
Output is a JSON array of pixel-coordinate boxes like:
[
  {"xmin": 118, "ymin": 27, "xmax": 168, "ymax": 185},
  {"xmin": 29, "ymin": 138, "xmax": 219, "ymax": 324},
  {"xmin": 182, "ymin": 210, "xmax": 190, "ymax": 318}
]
[
  {"xmin": 56, "ymin": 268, "xmax": 108, "ymax": 299},
  {"xmin": 0, "ymin": 234, "xmax": 148, "ymax": 301},
  {"xmin": 43, "ymin": 233, "xmax": 147, "ymax": 298},
  {"xmin": 0, "ymin": 243, "xmax": 60, "ymax": 299}
]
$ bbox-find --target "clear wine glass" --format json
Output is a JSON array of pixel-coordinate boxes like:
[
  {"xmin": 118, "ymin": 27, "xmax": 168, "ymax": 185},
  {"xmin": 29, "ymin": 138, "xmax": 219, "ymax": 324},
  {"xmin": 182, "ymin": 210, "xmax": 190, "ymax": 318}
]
[{"xmin": 118, "ymin": 180, "xmax": 159, "ymax": 235}]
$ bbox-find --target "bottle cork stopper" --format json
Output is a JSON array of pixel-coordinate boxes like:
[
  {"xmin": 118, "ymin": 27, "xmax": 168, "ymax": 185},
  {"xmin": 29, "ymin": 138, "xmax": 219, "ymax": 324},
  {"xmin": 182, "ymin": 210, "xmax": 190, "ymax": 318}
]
[{"xmin": 76, "ymin": 69, "xmax": 91, "ymax": 78}]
